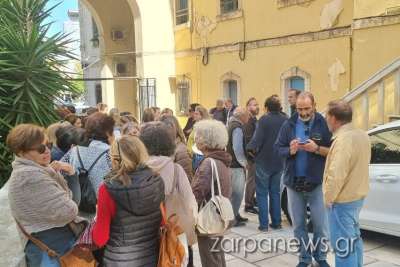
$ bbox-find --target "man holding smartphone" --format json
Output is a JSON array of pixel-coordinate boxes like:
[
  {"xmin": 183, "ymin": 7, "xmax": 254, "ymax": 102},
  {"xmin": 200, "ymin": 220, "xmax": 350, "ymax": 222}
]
[{"xmin": 275, "ymin": 92, "xmax": 332, "ymax": 267}]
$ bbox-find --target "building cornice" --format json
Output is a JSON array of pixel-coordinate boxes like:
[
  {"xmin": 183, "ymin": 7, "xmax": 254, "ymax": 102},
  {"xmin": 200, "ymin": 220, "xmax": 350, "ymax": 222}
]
[
  {"xmin": 175, "ymin": 14, "xmax": 400, "ymax": 59},
  {"xmin": 277, "ymin": 0, "xmax": 314, "ymax": 9},
  {"xmin": 175, "ymin": 26, "xmax": 351, "ymax": 58},
  {"xmin": 353, "ymin": 14, "xmax": 400, "ymax": 30}
]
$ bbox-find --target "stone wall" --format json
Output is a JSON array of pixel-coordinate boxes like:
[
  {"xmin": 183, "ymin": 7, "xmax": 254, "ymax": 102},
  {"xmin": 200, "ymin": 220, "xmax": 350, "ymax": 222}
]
[{"xmin": 0, "ymin": 182, "xmax": 25, "ymax": 267}]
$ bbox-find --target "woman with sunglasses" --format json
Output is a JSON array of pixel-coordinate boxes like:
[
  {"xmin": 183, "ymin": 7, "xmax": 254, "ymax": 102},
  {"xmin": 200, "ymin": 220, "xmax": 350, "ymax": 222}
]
[
  {"xmin": 7, "ymin": 124, "xmax": 82, "ymax": 267},
  {"xmin": 92, "ymin": 135, "xmax": 164, "ymax": 266}
]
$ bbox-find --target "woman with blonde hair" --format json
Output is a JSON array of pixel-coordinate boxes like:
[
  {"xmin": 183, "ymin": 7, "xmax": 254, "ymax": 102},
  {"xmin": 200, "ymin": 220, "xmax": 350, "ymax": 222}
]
[
  {"xmin": 46, "ymin": 121, "xmax": 70, "ymax": 161},
  {"xmin": 92, "ymin": 135, "xmax": 164, "ymax": 267}
]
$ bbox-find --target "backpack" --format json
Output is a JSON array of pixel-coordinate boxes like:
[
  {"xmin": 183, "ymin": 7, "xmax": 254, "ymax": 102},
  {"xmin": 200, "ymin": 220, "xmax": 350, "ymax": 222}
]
[
  {"xmin": 77, "ymin": 147, "xmax": 108, "ymax": 213},
  {"xmin": 158, "ymin": 203, "xmax": 186, "ymax": 267}
]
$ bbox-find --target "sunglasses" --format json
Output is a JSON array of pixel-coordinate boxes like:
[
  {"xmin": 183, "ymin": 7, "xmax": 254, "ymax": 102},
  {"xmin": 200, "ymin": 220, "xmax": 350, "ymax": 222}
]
[{"xmin": 33, "ymin": 143, "xmax": 52, "ymax": 154}]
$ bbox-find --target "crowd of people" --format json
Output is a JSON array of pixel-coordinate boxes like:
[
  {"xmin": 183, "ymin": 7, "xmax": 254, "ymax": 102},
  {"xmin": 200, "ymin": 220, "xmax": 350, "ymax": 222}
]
[{"xmin": 6, "ymin": 92, "xmax": 371, "ymax": 267}]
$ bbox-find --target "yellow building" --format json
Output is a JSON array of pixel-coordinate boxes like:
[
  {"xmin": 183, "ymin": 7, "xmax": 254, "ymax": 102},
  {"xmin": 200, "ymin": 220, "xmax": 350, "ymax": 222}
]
[{"xmin": 81, "ymin": 0, "xmax": 400, "ymax": 129}]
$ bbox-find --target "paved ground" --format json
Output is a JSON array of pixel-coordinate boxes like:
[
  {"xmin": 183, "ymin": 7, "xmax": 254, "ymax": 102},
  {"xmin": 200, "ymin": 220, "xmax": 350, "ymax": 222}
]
[{"xmin": 192, "ymin": 211, "xmax": 400, "ymax": 267}]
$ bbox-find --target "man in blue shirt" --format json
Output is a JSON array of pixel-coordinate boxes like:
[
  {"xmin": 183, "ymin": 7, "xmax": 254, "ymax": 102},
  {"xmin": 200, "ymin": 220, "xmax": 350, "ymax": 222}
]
[{"xmin": 275, "ymin": 92, "xmax": 332, "ymax": 267}]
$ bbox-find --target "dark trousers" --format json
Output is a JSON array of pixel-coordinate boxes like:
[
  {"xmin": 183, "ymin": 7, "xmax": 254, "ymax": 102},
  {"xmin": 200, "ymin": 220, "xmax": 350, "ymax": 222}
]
[
  {"xmin": 197, "ymin": 235, "xmax": 226, "ymax": 267},
  {"xmin": 245, "ymin": 162, "xmax": 256, "ymax": 208}
]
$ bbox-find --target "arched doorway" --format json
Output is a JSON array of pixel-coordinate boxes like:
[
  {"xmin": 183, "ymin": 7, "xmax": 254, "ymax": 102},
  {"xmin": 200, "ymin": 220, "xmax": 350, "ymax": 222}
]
[
  {"xmin": 78, "ymin": 0, "xmax": 176, "ymax": 117},
  {"xmin": 281, "ymin": 67, "xmax": 311, "ymax": 114}
]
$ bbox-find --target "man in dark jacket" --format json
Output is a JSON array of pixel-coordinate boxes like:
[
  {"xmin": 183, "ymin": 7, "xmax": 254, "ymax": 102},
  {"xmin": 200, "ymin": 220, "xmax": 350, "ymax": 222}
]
[
  {"xmin": 183, "ymin": 103, "xmax": 200, "ymax": 139},
  {"xmin": 243, "ymin": 97, "xmax": 259, "ymax": 214},
  {"xmin": 210, "ymin": 99, "xmax": 227, "ymax": 124},
  {"xmin": 247, "ymin": 96, "xmax": 287, "ymax": 231},
  {"xmin": 275, "ymin": 92, "xmax": 331, "ymax": 267},
  {"xmin": 288, "ymin": 89, "xmax": 301, "ymax": 116}
]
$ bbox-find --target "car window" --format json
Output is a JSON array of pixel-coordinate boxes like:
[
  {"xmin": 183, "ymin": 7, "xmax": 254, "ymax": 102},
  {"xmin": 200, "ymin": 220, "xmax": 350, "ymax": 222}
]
[{"xmin": 370, "ymin": 128, "xmax": 400, "ymax": 164}]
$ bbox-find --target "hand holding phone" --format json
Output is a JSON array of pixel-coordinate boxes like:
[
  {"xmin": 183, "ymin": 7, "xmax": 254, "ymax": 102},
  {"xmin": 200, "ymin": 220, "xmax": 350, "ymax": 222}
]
[{"xmin": 298, "ymin": 140, "xmax": 309, "ymax": 145}]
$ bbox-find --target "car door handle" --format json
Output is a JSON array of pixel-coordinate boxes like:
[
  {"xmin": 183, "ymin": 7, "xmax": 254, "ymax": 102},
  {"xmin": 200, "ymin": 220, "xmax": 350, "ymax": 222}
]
[{"xmin": 375, "ymin": 174, "xmax": 399, "ymax": 183}]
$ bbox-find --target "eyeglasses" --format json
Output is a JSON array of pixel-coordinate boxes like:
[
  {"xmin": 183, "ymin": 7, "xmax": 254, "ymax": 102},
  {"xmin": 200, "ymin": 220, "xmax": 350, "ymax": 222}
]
[{"xmin": 33, "ymin": 143, "xmax": 52, "ymax": 154}]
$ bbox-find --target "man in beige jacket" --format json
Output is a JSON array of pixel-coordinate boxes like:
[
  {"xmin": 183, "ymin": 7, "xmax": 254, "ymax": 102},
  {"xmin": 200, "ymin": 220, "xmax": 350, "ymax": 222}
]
[{"xmin": 323, "ymin": 100, "xmax": 371, "ymax": 267}]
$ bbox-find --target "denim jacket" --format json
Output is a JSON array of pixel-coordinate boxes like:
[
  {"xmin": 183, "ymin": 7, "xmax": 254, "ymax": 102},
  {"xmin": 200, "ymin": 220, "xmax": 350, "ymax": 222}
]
[{"xmin": 274, "ymin": 112, "xmax": 332, "ymax": 188}]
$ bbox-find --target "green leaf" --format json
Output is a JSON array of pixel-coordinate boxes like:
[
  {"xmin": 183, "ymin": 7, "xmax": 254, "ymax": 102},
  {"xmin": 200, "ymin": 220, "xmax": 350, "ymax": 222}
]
[{"xmin": 0, "ymin": 0, "xmax": 81, "ymax": 187}]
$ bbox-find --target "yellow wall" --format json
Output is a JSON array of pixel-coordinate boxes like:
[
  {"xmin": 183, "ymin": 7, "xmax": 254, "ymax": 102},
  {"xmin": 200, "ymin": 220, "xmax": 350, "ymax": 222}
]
[
  {"xmin": 181, "ymin": 37, "xmax": 350, "ymax": 111},
  {"xmin": 354, "ymin": 0, "xmax": 400, "ymax": 18},
  {"xmin": 352, "ymin": 23, "xmax": 400, "ymax": 88},
  {"xmin": 173, "ymin": 0, "xmax": 400, "ymax": 114},
  {"xmin": 175, "ymin": 0, "xmax": 354, "ymax": 51},
  {"xmin": 84, "ymin": 0, "xmax": 400, "ymax": 120}
]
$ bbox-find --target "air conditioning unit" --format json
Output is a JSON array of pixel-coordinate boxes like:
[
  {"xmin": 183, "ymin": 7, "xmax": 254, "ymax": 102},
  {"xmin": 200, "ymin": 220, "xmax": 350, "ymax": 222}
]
[
  {"xmin": 114, "ymin": 62, "xmax": 129, "ymax": 77},
  {"xmin": 111, "ymin": 29, "xmax": 125, "ymax": 41}
]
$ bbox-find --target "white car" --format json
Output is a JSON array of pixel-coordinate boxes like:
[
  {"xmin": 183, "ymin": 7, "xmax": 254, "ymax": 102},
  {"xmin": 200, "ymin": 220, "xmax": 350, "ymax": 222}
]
[{"xmin": 360, "ymin": 120, "xmax": 400, "ymax": 237}]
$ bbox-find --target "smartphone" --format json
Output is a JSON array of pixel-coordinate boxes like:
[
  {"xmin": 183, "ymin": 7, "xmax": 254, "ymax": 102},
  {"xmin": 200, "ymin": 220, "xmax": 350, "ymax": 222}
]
[{"xmin": 298, "ymin": 140, "xmax": 309, "ymax": 145}]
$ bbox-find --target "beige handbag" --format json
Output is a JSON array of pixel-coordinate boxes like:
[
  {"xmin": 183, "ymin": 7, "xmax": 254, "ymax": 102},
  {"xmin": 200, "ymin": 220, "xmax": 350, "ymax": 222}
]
[
  {"xmin": 196, "ymin": 158, "xmax": 234, "ymax": 236},
  {"xmin": 165, "ymin": 164, "xmax": 197, "ymax": 245}
]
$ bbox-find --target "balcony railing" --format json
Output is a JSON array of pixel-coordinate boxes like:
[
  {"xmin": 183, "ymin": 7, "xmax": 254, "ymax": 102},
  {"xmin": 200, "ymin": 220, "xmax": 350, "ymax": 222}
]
[{"xmin": 341, "ymin": 58, "xmax": 400, "ymax": 130}]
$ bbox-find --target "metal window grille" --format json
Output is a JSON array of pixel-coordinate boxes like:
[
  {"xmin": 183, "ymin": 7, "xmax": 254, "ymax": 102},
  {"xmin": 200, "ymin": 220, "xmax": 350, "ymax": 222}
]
[
  {"xmin": 220, "ymin": 0, "xmax": 238, "ymax": 14},
  {"xmin": 227, "ymin": 80, "xmax": 238, "ymax": 105},
  {"xmin": 177, "ymin": 80, "xmax": 190, "ymax": 115},
  {"xmin": 91, "ymin": 18, "xmax": 99, "ymax": 48},
  {"xmin": 176, "ymin": 0, "xmax": 189, "ymax": 25},
  {"xmin": 139, "ymin": 78, "xmax": 157, "ymax": 115},
  {"xmin": 95, "ymin": 84, "xmax": 102, "ymax": 104}
]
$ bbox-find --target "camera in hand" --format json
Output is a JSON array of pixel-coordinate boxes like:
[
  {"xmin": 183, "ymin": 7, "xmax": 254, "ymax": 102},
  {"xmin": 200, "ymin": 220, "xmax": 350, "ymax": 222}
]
[{"xmin": 293, "ymin": 176, "xmax": 318, "ymax": 192}]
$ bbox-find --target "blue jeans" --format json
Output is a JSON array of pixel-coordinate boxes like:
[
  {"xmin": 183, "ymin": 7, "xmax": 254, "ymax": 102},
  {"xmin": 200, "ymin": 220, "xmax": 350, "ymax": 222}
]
[
  {"xmin": 231, "ymin": 168, "xmax": 246, "ymax": 217},
  {"xmin": 287, "ymin": 185, "xmax": 329, "ymax": 264},
  {"xmin": 25, "ymin": 226, "xmax": 76, "ymax": 267},
  {"xmin": 255, "ymin": 165, "xmax": 282, "ymax": 228},
  {"xmin": 328, "ymin": 199, "xmax": 364, "ymax": 267}
]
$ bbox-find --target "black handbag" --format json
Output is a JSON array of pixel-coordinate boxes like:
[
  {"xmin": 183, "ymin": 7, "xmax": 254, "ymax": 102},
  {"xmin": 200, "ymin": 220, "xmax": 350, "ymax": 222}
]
[{"xmin": 77, "ymin": 147, "xmax": 108, "ymax": 213}]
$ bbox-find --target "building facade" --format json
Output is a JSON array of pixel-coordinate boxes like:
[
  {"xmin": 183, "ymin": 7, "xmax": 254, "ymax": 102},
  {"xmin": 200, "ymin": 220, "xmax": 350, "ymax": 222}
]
[
  {"xmin": 78, "ymin": 0, "xmax": 400, "ymax": 125},
  {"xmin": 79, "ymin": 1, "xmax": 101, "ymax": 106},
  {"xmin": 63, "ymin": 10, "xmax": 81, "ymax": 77},
  {"xmin": 173, "ymin": 0, "xmax": 400, "ymax": 122}
]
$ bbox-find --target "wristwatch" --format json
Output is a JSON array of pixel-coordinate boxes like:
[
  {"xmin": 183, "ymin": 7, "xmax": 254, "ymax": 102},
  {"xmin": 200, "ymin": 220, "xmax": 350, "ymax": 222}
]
[{"xmin": 315, "ymin": 145, "xmax": 320, "ymax": 154}]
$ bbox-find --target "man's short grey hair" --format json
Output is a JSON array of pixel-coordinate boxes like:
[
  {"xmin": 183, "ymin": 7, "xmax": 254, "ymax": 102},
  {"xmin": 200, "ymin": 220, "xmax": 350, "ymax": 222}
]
[
  {"xmin": 194, "ymin": 119, "xmax": 228, "ymax": 150},
  {"xmin": 233, "ymin": 107, "xmax": 248, "ymax": 119},
  {"xmin": 216, "ymin": 99, "xmax": 224, "ymax": 105},
  {"xmin": 297, "ymin": 91, "xmax": 315, "ymax": 104}
]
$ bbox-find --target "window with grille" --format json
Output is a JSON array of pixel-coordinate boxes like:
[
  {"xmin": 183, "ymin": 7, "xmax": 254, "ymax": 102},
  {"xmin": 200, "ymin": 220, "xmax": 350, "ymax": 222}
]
[
  {"xmin": 95, "ymin": 84, "xmax": 102, "ymax": 104},
  {"xmin": 176, "ymin": 0, "xmax": 189, "ymax": 25},
  {"xmin": 91, "ymin": 18, "xmax": 99, "ymax": 48},
  {"xmin": 139, "ymin": 78, "xmax": 157, "ymax": 115},
  {"xmin": 220, "ymin": 0, "xmax": 238, "ymax": 14},
  {"xmin": 289, "ymin": 76, "xmax": 305, "ymax": 91},
  {"xmin": 223, "ymin": 80, "xmax": 238, "ymax": 105},
  {"xmin": 177, "ymin": 80, "xmax": 190, "ymax": 115}
]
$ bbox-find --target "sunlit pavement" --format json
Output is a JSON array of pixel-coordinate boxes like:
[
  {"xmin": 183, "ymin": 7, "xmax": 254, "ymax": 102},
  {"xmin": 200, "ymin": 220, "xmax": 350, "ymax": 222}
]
[{"xmin": 192, "ymin": 210, "xmax": 400, "ymax": 267}]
